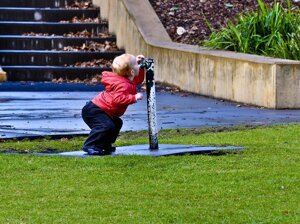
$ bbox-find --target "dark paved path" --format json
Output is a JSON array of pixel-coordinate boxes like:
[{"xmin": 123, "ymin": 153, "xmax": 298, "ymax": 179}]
[{"xmin": 0, "ymin": 91, "xmax": 299, "ymax": 139}]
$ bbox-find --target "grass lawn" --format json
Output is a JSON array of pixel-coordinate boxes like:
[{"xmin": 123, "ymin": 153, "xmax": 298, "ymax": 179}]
[{"xmin": 0, "ymin": 124, "xmax": 299, "ymax": 223}]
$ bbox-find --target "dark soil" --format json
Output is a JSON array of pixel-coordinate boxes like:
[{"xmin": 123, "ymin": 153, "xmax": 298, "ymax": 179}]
[{"xmin": 148, "ymin": 0, "xmax": 300, "ymax": 45}]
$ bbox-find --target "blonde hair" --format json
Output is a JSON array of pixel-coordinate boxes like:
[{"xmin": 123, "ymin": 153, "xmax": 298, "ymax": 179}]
[{"xmin": 112, "ymin": 54, "xmax": 135, "ymax": 77}]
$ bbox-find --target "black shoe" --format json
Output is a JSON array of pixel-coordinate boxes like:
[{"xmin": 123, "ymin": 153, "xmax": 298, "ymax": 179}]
[
  {"xmin": 102, "ymin": 147, "xmax": 115, "ymax": 155},
  {"xmin": 102, "ymin": 144, "xmax": 116, "ymax": 153},
  {"xmin": 86, "ymin": 148, "xmax": 104, "ymax": 156},
  {"xmin": 106, "ymin": 146, "xmax": 116, "ymax": 152}
]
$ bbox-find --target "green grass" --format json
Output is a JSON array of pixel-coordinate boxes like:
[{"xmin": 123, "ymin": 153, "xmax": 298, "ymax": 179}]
[{"xmin": 0, "ymin": 124, "xmax": 299, "ymax": 223}]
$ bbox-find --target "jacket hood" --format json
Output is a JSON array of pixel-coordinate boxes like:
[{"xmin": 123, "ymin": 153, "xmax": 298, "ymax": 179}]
[{"xmin": 101, "ymin": 71, "xmax": 129, "ymax": 91}]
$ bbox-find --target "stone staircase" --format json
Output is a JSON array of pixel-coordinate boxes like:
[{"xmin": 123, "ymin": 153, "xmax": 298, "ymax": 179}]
[{"xmin": 0, "ymin": 0, "xmax": 124, "ymax": 81}]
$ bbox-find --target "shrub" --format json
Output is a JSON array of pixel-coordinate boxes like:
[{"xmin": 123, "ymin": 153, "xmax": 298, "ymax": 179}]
[{"xmin": 202, "ymin": 0, "xmax": 300, "ymax": 60}]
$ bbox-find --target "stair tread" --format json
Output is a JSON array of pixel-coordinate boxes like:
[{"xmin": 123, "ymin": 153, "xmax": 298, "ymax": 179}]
[
  {"xmin": 0, "ymin": 50, "xmax": 123, "ymax": 53},
  {"xmin": 0, "ymin": 36, "xmax": 118, "ymax": 50},
  {"xmin": 0, "ymin": 0, "xmax": 79, "ymax": 8},
  {"xmin": 3, "ymin": 66, "xmax": 112, "ymax": 81},
  {"xmin": 0, "ymin": 7, "xmax": 101, "ymax": 22},
  {"xmin": 0, "ymin": 35, "xmax": 114, "ymax": 39},
  {"xmin": 3, "ymin": 65, "xmax": 110, "ymax": 68},
  {"xmin": 0, "ymin": 24, "xmax": 109, "ymax": 35},
  {"xmin": 0, "ymin": 21, "xmax": 107, "ymax": 24},
  {"xmin": 0, "ymin": 7, "xmax": 99, "ymax": 11}
]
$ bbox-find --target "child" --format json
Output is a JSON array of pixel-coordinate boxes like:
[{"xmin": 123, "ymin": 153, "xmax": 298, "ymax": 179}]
[
  {"xmin": 81, "ymin": 53, "xmax": 145, "ymax": 155},
  {"xmin": 0, "ymin": 66, "xmax": 7, "ymax": 82}
]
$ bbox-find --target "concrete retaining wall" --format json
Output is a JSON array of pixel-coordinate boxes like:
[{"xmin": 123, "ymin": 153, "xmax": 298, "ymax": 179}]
[{"xmin": 93, "ymin": 0, "xmax": 300, "ymax": 109}]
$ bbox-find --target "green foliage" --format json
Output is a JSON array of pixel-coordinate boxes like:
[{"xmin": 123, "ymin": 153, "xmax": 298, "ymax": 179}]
[
  {"xmin": 202, "ymin": 0, "xmax": 300, "ymax": 60},
  {"xmin": 0, "ymin": 124, "xmax": 299, "ymax": 223}
]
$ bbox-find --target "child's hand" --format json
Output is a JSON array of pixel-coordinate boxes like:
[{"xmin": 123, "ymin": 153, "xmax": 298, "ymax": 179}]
[
  {"xmin": 136, "ymin": 55, "xmax": 145, "ymax": 65},
  {"xmin": 135, "ymin": 93, "xmax": 144, "ymax": 101}
]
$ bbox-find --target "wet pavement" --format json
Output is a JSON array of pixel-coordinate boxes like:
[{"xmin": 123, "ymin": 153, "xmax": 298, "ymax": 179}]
[{"xmin": 0, "ymin": 89, "xmax": 299, "ymax": 139}]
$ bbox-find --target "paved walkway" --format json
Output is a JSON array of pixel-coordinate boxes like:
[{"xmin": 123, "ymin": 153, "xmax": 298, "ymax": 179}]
[{"xmin": 0, "ymin": 90, "xmax": 299, "ymax": 139}]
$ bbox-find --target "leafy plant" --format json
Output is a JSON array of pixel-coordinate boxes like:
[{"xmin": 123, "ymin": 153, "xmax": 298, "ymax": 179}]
[{"xmin": 202, "ymin": 0, "xmax": 300, "ymax": 60}]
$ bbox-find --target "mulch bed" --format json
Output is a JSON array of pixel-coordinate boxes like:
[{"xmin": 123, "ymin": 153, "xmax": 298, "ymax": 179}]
[{"xmin": 148, "ymin": 0, "xmax": 300, "ymax": 45}]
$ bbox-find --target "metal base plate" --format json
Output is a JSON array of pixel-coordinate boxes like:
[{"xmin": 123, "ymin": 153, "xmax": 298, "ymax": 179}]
[{"xmin": 41, "ymin": 144, "xmax": 244, "ymax": 157}]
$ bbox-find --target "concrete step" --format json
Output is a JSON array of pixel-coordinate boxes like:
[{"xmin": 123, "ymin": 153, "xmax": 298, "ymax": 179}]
[
  {"xmin": 2, "ymin": 66, "xmax": 111, "ymax": 81},
  {"xmin": 0, "ymin": 8, "xmax": 100, "ymax": 22},
  {"xmin": 0, "ymin": 21, "xmax": 108, "ymax": 35},
  {"xmin": 0, "ymin": 36, "xmax": 116, "ymax": 50},
  {"xmin": 0, "ymin": 82, "xmax": 104, "ymax": 91},
  {"xmin": 0, "ymin": 50, "xmax": 124, "ymax": 66},
  {"xmin": 0, "ymin": 0, "xmax": 123, "ymax": 82},
  {"xmin": 0, "ymin": 0, "xmax": 75, "ymax": 8}
]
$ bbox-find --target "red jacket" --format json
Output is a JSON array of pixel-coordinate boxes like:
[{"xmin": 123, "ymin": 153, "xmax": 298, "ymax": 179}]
[{"xmin": 92, "ymin": 68, "xmax": 145, "ymax": 117}]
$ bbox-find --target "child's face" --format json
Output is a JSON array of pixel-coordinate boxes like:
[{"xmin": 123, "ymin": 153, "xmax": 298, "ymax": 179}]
[{"xmin": 129, "ymin": 58, "xmax": 139, "ymax": 80}]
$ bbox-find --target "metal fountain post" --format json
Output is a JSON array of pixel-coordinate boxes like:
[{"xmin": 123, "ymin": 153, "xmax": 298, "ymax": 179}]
[{"xmin": 141, "ymin": 58, "xmax": 159, "ymax": 150}]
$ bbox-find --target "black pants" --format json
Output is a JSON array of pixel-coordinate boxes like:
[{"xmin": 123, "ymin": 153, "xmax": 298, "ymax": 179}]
[{"xmin": 81, "ymin": 101, "xmax": 122, "ymax": 151}]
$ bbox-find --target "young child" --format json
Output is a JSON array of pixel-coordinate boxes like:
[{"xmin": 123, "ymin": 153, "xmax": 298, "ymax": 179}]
[{"xmin": 81, "ymin": 53, "xmax": 145, "ymax": 155}]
